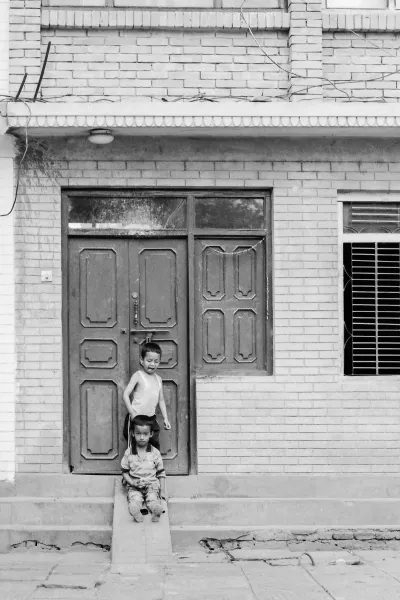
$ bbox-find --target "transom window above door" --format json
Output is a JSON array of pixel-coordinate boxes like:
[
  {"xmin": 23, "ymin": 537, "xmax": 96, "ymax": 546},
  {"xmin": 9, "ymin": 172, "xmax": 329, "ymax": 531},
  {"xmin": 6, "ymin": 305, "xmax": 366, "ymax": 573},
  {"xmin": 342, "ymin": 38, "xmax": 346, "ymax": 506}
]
[{"xmin": 67, "ymin": 191, "xmax": 267, "ymax": 233}]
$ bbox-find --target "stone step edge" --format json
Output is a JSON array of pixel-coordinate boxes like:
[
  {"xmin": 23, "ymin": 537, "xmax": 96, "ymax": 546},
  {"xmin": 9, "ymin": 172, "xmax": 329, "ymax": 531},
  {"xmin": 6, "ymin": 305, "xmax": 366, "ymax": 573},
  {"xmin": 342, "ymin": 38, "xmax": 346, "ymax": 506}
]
[
  {"xmin": 0, "ymin": 497, "xmax": 113, "ymax": 503},
  {"xmin": 0, "ymin": 524, "xmax": 112, "ymax": 531},
  {"xmin": 169, "ymin": 497, "xmax": 400, "ymax": 503},
  {"xmin": 170, "ymin": 525, "xmax": 400, "ymax": 531}
]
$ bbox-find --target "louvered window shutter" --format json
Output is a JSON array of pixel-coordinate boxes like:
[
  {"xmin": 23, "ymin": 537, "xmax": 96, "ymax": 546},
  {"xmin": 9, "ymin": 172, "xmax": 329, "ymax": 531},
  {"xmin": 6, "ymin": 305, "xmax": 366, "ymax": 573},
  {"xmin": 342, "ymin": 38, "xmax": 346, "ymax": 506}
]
[{"xmin": 343, "ymin": 242, "xmax": 400, "ymax": 375}]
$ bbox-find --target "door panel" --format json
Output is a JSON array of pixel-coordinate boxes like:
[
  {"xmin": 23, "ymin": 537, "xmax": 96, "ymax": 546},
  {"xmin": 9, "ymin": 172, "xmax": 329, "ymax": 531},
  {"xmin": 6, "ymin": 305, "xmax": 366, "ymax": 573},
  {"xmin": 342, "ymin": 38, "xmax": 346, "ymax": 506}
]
[
  {"xmin": 69, "ymin": 239, "xmax": 129, "ymax": 473},
  {"xmin": 195, "ymin": 238, "xmax": 265, "ymax": 372},
  {"xmin": 129, "ymin": 239, "xmax": 189, "ymax": 474},
  {"xmin": 69, "ymin": 238, "xmax": 189, "ymax": 475}
]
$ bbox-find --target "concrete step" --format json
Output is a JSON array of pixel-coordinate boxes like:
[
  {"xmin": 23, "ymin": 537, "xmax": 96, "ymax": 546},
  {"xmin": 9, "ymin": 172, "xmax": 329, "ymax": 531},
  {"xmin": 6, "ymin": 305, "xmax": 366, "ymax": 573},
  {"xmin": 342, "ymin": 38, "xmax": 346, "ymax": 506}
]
[
  {"xmin": 168, "ymin": 497, "xmax": 400, "ymax": 528},
  {"xmin": 167, "ymin": 475, "xmax": 400, "ymax": 499},
  {"xmin": 0, "ymin": 474, "xmax": 116, "ymax": 498},
  {"xmin": 0, "ymin": 524, "xmax": 112, "ymax": 552},
  {"xmin": 0, "ymin": 497, "xmax": 113, "ymax": 526}
]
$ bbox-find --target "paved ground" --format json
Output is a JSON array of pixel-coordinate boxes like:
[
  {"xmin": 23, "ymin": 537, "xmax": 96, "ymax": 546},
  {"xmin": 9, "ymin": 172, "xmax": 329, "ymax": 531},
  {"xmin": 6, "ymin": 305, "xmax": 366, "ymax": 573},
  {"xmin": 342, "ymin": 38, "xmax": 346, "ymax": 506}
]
[{"xmin": 1, "ymin": 548, "xmax": 400, "ymax": 600}]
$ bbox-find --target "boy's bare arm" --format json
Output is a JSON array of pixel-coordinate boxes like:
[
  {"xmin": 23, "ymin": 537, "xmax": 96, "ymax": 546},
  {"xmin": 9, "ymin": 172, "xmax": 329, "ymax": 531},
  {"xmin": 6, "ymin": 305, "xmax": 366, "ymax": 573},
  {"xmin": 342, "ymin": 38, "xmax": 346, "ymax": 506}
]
[
  {"xmin": 122, "ymin": 472, "xmax": 136, "ymax": 486},
  {"xmin": 123, "ymin": 373, "xmax": 139, "ymax": 418},
  {"xmin": 159, "ymin": 476, "xmax": 168, "ymax": 501},
  {"xmin": 158, "ymin": 387, "xmax": 171, "ymax": 429}
]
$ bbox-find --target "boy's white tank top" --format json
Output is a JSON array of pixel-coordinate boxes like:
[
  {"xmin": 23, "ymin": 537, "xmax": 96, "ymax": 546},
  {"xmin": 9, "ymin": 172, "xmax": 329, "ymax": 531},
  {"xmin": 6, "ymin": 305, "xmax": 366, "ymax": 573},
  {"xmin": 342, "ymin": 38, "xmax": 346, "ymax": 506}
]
[{"xmin": 131, "ymin": 371, "xmax": 161, "ymax": 416}]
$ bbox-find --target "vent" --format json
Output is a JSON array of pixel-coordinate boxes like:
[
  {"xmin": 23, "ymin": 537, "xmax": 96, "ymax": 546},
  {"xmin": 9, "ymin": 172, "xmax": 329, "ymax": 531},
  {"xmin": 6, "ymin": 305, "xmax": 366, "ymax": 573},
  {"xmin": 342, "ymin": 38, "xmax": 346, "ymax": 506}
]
[
  {"xmin": 343, "ymin": 202, "xmax": 400, "ymax": 233},
  {"xmin": 344, "ymin": 243, "xmax": 400, "ymax": 375}
]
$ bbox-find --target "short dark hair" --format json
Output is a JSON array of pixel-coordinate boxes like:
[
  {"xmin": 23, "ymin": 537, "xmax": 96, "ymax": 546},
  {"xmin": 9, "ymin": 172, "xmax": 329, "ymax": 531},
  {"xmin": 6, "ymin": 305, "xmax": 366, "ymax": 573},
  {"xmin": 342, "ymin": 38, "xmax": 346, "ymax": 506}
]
[
  {"xmin": 140, "ymin": 341, "xmax": 162, "ymax": 360},
  {"xmin": 132, "ymin": 416, "xmax": 153, "ymax": 433}
]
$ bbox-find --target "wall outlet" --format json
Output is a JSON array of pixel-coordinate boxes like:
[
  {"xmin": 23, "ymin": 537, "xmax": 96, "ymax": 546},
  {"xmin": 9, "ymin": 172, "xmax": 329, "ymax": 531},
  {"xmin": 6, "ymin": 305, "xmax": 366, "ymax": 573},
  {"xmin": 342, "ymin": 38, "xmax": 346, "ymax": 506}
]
[{"xmin": 41, "ymin": 271, "xmax": 53, "ymax": 282}]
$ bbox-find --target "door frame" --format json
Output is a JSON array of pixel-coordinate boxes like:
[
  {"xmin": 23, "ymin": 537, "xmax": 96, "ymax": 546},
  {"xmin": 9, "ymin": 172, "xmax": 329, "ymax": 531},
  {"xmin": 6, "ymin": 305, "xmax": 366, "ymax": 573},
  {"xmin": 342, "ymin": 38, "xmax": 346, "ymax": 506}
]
[{"xmin": 61, "ymin": 188, "xmax": 272, "ymax": 475}]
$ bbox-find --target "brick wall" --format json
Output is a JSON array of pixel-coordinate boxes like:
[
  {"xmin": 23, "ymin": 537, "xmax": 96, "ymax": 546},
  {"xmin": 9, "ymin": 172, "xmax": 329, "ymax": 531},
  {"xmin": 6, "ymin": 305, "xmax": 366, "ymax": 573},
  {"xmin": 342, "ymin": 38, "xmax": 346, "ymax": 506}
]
[
  {"xmin": 0, "ymin": 136, "xmax": 16, "ymax": 481},
  {"xmin": 0, "ymin": 0, "xmax": 9, "ymax": 95},
  {"xmin": 9, "ymin": 0, "xmax": 41, "ymax": 97},
  {"xmin": 14, "ymin": 136, "xmax": 400, "ymax": 474},
  {"xmin": 39, "ymin": 29, "xmax": 289, "ymax": 101},
  {"xmin": 14, "ymin": 142, "xmax": 63, "ymax": 474},
  {"xmin": 323, "ymin": 32, "xmax": 400, "ymax": 101}
]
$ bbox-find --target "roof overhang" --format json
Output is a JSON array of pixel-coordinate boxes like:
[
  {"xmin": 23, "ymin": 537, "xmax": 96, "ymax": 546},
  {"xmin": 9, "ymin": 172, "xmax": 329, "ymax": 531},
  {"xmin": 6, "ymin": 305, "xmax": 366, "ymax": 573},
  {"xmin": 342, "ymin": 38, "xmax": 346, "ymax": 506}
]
[{"xmin": 5, "ymin": 100, "xmax": 400, "ymax": 138}]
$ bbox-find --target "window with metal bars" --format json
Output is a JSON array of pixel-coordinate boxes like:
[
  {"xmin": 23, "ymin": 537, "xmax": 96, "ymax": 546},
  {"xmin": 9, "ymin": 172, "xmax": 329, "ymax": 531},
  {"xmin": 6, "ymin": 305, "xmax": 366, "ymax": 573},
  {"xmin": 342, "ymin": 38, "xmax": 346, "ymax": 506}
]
[{"xmin": 343, "ymin": 241, "xmax": 400, "ymax": 376}]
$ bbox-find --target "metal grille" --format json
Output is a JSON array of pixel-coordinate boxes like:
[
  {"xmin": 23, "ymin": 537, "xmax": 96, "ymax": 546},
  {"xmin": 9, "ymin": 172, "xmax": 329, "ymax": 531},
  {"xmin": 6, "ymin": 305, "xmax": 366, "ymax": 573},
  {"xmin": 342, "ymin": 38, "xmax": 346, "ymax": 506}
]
[
  {"xmin": 343, "ymin": 202, "xmax": 400, "ymax": 233},
  {"xmin": 344, "ymin": 243, "xmax": 400, "ymax": 375}
]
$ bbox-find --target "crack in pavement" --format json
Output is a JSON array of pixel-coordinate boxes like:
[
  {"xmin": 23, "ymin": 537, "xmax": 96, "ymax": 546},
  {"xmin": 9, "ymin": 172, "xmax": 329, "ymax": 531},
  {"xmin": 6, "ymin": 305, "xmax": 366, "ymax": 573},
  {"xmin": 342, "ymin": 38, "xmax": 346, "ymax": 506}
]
[
  {"xmin": 300, "ymin": 565, "xmax": 337, "ymax": 600},
  {"xmin": 238, "ymin": 562, "xmax": 261, "ymax": 600},
  {"xmin": 351, "ymin": 551, "xmax": 400, "ymax": 586}
]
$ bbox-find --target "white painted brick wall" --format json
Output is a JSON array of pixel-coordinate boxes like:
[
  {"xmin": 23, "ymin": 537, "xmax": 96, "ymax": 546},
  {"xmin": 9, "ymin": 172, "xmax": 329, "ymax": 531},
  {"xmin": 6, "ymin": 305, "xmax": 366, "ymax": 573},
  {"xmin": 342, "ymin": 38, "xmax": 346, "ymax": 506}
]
[
  {"xmin": 0, "ymin": 136, "xmax": 16, "ymax": 482},
  {"xmin": 39, "ymin": 29, "xmax": 289, "ymax": 101},
  {"xmin": 289, "ymin": 0, "xmax": 323, "ymax": 99},
  {"xmin": 12, "ymin": 137, "xmax": 400, "ymax": 474},
  {"xmin": 323, "ymin": 31, "xmax": 400, "ymax": 101},
  {"xmin": 0, "ymin": 0, "xmax": 9, "ymax": 95},
  {"xmin": 9, "ymin": 0, "xmax": 41, "ymax": 97}
]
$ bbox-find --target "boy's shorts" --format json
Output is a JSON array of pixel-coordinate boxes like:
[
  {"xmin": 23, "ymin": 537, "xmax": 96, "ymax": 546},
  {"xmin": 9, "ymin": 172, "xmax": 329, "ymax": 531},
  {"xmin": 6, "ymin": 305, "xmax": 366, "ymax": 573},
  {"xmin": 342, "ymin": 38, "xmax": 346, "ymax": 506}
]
[{"xmin": 123, "ymin": 414, "xmax": 161, "ymax": 451}]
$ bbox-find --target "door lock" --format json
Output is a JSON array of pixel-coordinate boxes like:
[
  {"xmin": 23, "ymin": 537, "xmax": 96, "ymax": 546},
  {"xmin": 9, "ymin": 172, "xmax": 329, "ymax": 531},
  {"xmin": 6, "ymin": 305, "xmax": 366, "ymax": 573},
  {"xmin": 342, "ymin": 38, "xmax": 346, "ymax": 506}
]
[
  {"xmin": 132, "ymin": 292, "xmax": 139, "ymax": 325},
  {"xmin": 120, "ymin": 328, "xmax": 127, "ymax": 334}
]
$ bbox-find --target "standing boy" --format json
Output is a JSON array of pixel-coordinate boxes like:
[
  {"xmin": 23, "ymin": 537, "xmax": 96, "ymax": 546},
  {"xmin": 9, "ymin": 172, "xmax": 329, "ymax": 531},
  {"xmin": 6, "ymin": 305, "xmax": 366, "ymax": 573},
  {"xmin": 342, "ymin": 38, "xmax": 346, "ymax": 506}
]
[
  {"xmin": 123, "ymin": 341, "xmax": 171, "ymax": 451},
  {"xmin": 121, "ymin": 417, "xmax": 167, "ymax": 522}
]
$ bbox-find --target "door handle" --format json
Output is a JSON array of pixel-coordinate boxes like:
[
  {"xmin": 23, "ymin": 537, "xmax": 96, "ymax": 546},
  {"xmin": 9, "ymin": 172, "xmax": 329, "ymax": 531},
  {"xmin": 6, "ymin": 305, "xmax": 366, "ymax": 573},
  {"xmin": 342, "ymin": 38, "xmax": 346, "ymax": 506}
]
[{"xmin": 132, "ymin": 293, "xmax": 139, "ymax": 325}]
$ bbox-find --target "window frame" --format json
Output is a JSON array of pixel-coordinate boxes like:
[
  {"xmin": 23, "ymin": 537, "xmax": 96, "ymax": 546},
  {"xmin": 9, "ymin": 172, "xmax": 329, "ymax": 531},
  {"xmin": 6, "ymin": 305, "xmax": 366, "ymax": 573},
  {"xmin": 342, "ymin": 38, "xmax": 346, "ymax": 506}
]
[
  {"xmin": 64, "ymin": 187, "xmax": 273, "ymax": 376},
  {"xmin": 339, "ymin": 192, "xmax": 400, "ymax": 378}
]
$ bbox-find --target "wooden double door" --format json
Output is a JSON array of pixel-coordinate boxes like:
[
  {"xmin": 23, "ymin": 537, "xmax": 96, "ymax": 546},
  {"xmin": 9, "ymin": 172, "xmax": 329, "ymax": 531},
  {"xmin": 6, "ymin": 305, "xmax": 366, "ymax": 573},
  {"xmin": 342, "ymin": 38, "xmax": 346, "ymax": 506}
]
[{"xmin": 68, "ymin": 238, "xmax": 189, "ymax": 474}]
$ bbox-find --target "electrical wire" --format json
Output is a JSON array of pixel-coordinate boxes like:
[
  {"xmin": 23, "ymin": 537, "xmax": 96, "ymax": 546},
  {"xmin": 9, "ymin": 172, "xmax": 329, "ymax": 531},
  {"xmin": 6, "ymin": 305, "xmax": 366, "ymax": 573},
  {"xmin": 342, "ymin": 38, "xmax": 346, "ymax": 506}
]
[{"xmin": 0, "ymin": 100, "xmax": 31, "ymax": 218}]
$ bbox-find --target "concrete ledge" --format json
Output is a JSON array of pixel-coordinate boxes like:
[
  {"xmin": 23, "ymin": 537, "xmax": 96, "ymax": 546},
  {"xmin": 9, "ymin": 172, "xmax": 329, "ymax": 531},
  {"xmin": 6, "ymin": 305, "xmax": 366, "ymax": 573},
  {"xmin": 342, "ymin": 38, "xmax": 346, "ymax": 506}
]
[
  {"xmin": 323, "ymin": 10, "xmax": 400, "ymax": 31},
  {"xmin": 41, "ymin": 9, "xmax": 289, "ymax": 30},
  {"xmin": 8, "ymin": 100, "xmax": 400, "ymax": 138},
  {"xmin": 111, "ymin": 480, "xmax": 173, "ymax": 570}
]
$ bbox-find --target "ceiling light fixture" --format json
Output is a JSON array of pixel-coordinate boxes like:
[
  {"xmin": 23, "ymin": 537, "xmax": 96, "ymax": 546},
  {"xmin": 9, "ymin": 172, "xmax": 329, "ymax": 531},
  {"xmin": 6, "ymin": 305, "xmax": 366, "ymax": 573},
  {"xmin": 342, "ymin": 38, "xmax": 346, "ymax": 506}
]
[{"xmin": 87, "ymin": 129, "xmax": 114, "ymax": 144}]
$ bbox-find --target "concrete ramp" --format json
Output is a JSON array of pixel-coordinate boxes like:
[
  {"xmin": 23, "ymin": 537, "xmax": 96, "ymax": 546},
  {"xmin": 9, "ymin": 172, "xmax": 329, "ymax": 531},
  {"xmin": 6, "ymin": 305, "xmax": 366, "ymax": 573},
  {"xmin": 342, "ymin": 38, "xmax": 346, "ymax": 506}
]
[{"xmin": 111, "ymin": 480, "xmax": 174, "ymax": 572}]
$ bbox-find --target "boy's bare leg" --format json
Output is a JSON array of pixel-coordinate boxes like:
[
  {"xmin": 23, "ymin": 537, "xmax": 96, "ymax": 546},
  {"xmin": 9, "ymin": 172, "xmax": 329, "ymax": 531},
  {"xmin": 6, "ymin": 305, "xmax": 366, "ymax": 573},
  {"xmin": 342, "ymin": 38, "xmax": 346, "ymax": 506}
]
[
  {"xmin": 145, "ymin": 485, "xmax": 163, "ymax": 522},
  {"xmin": 127, "ymin": 488, "xmax": 145, "ymax": 523},
  {"xmin": 150, "ymin": 504, "xmax": 163, "ymax": 522}
]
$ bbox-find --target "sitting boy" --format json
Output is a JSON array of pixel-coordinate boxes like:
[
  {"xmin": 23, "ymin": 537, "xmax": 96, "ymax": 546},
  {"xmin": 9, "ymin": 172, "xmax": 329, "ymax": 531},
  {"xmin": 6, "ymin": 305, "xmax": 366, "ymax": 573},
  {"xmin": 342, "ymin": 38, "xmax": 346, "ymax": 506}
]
[{"xmin": 121, "ymin": 417, "xmax": 167, "ymax": 523}]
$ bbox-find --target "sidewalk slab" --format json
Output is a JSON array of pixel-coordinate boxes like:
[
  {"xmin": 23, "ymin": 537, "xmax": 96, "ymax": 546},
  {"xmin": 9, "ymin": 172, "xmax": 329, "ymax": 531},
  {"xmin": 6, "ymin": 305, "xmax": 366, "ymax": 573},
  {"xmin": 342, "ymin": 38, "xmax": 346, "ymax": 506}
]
[
  {"xmin": 0, "ymin": 582, "xmax": 38, "ymax": 600},
  {"xmin": 163, "ymin": 563, "xmax": 255, "ymax": 600},
  {"xmin": 111, "ymin": 480, "xmax": 173, "ymax": 571},
  {"xmin": 1, "ymin": 548, "xmax": 400, "ymax": 600},
  {"xmin": 305, "ymin": 559, "xmax": 400, "ymax": 599},
  {"xmin": 98, "ymin": 567, "xmax": 164, "ymax": 600},
  {"xmin": 240, "ymin": 562, "xmax": 331, "ymax": 600},
  {"xmin": 352, "ymin": 550, "xmax": 400, "ymax": 582}
]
